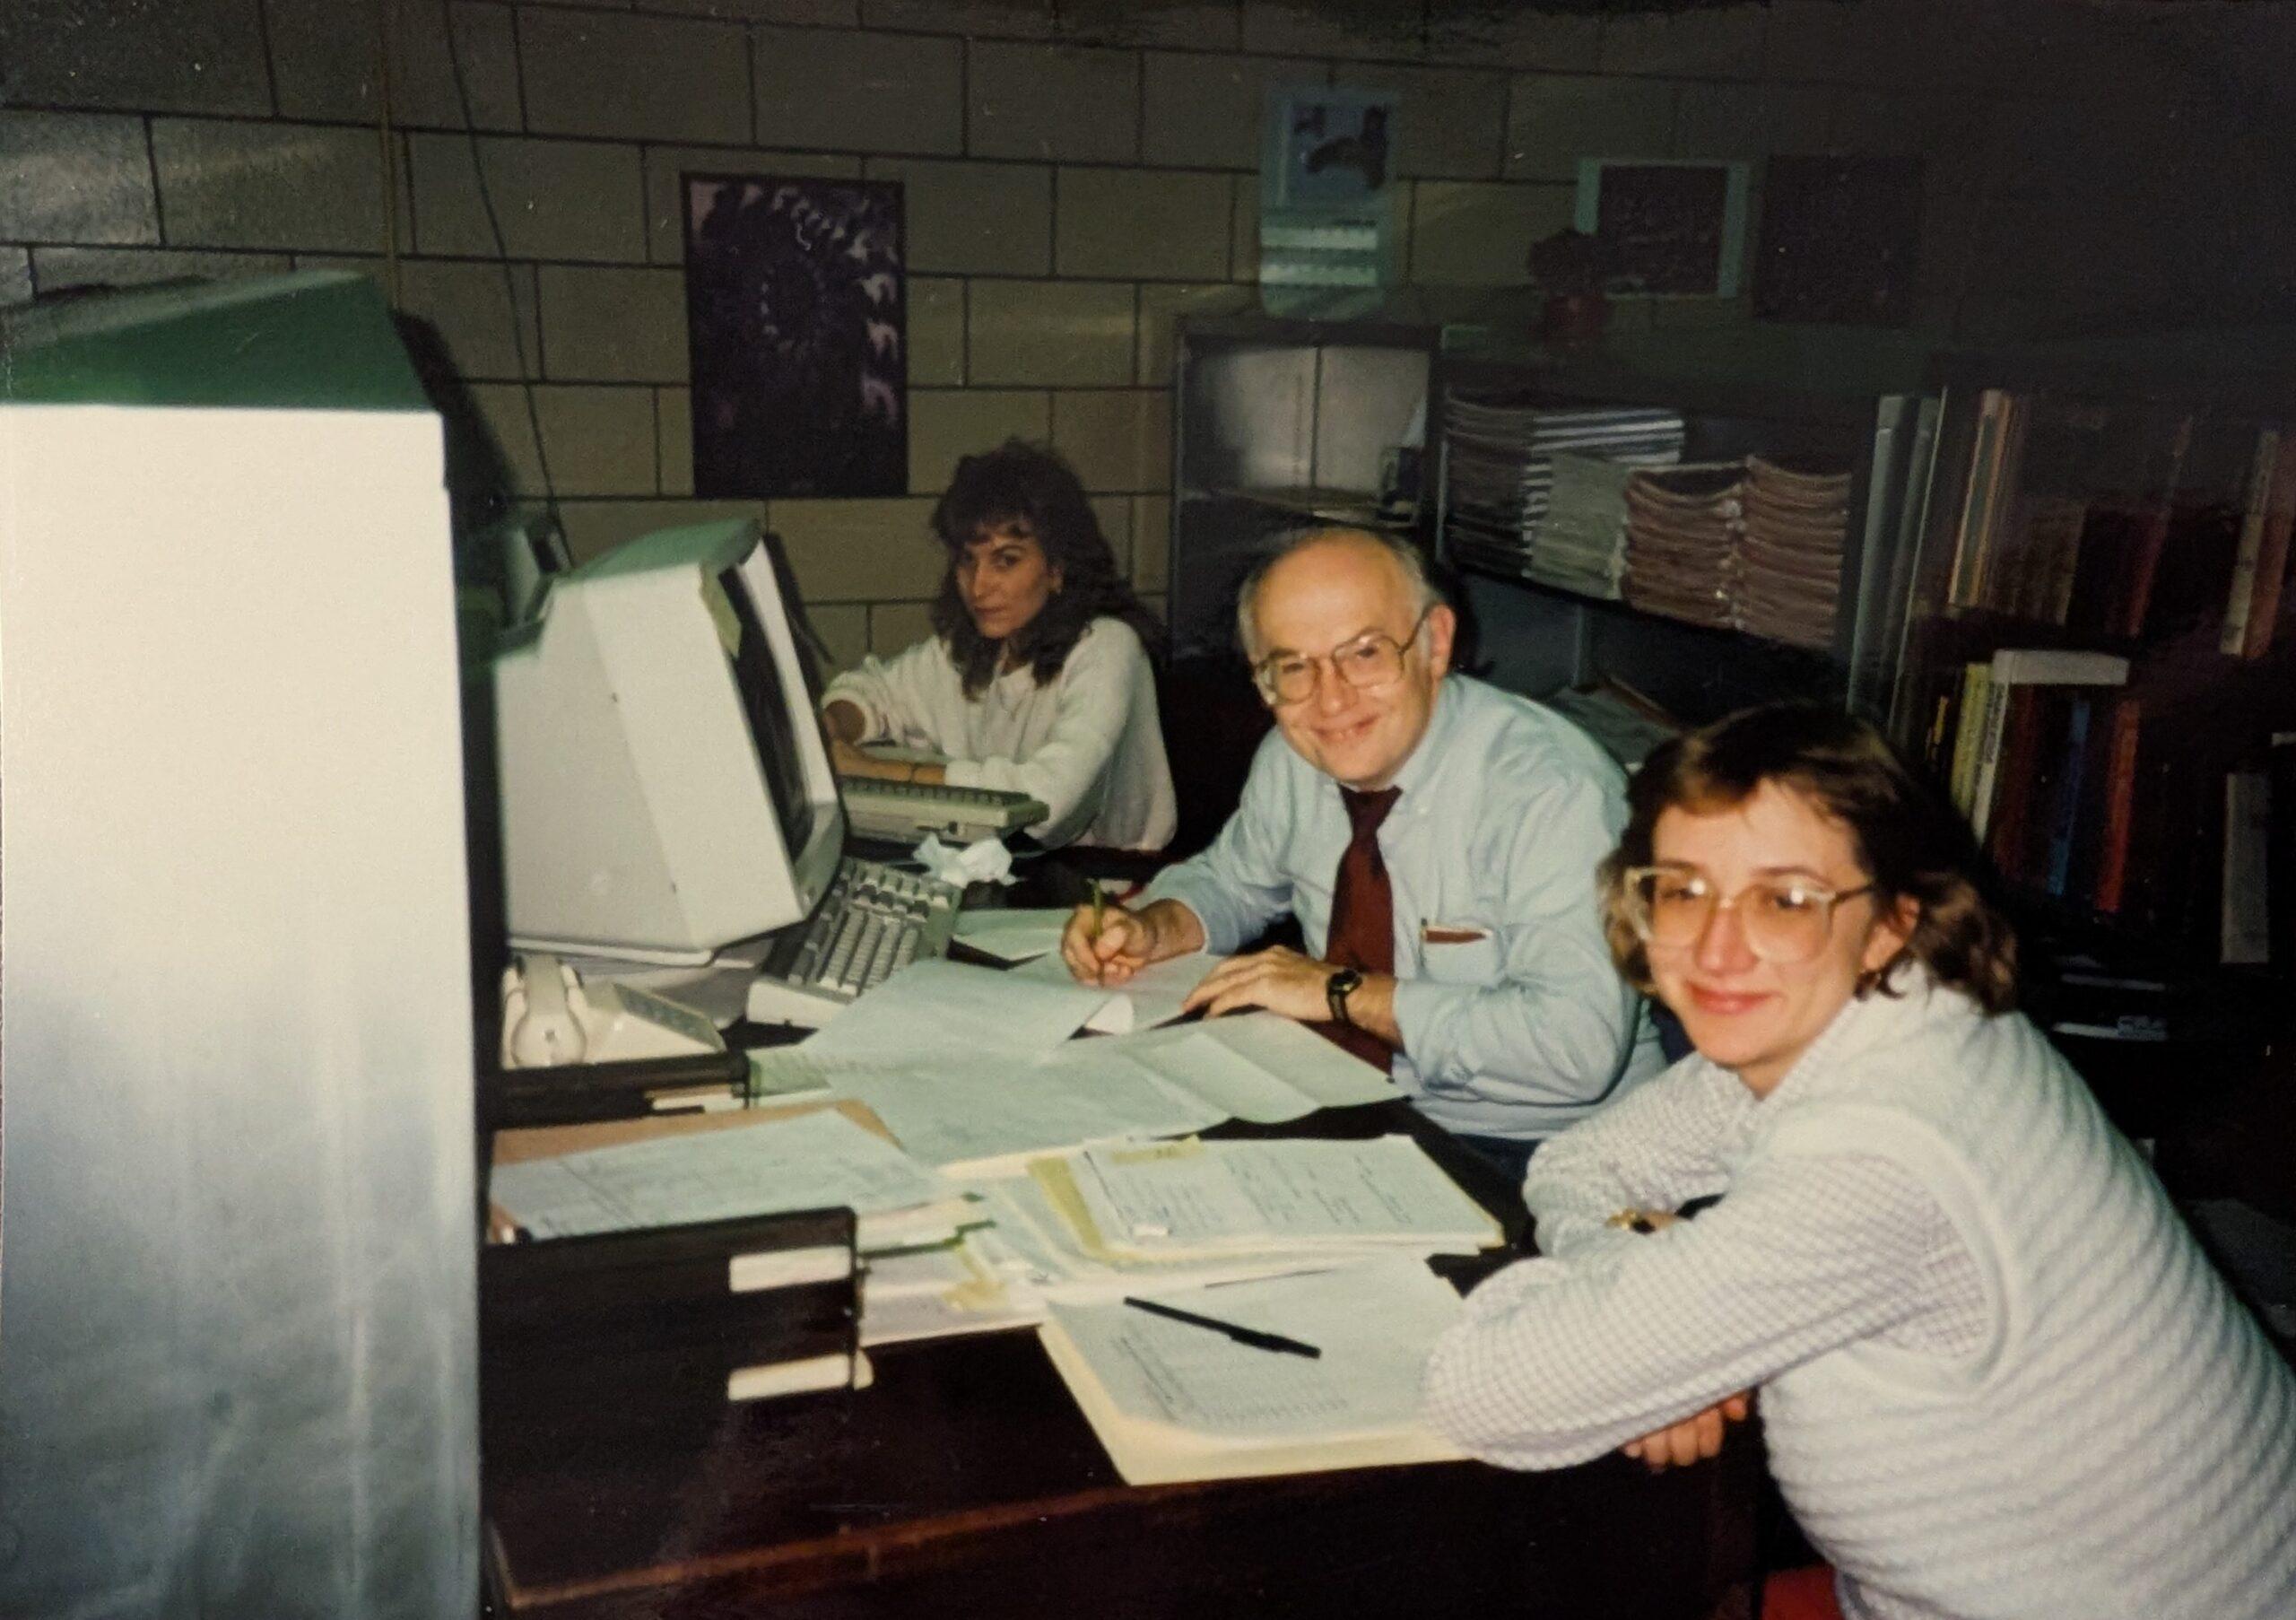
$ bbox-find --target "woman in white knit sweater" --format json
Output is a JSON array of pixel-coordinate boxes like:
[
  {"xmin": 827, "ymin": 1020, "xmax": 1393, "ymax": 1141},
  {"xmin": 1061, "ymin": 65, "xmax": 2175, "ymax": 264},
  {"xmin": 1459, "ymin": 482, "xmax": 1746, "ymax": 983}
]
[
  {"xmin": 1423, "ymin": 703, "xmax": 2296, "ymax": 1620},
  {"xmin": 822, "ymin": 440, "xmax": 1175, "ymax": 850}
]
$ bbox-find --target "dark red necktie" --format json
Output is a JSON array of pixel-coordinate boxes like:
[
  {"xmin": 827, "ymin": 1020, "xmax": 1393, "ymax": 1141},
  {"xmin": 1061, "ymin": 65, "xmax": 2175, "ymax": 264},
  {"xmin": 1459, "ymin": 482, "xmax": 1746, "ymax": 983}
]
[{"xmin": 1320, "ymin": 786, "xmax": 1400, "ymax": 1067}]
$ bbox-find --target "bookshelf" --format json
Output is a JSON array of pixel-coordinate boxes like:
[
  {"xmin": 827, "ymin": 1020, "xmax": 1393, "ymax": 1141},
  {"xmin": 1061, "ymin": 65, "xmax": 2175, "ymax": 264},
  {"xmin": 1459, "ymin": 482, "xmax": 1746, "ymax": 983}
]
[
  {"xmin": 1888, "ymin": 342, "xmax": 2296, "ymax": 1055},
  {"xmin": 1428, "ymin": 324, "xmax": 1937, "ymax": 726}
]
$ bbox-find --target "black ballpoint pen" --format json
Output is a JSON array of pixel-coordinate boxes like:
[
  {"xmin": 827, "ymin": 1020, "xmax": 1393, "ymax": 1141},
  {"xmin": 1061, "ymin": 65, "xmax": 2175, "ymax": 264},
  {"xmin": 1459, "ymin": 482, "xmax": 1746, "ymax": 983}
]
[{"xmin": 1121, "ymin": 1295, "xmax": 1323, "ymax": 1359}]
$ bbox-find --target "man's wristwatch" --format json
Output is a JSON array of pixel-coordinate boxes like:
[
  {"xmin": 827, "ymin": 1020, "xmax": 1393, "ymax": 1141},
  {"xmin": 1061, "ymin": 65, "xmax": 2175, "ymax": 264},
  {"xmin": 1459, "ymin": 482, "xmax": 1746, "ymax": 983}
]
[{"xmin": 1326, "ymin": 966, "xmax": 1364, "ymax": 1027}]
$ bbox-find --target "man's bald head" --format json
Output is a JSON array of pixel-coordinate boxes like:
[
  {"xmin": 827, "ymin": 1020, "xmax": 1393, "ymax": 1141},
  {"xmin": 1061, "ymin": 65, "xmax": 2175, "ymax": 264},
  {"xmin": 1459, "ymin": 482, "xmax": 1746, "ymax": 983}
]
[{"xmin": 1235, "ymin": 527, "xmax": 1442, "ymax": 665}]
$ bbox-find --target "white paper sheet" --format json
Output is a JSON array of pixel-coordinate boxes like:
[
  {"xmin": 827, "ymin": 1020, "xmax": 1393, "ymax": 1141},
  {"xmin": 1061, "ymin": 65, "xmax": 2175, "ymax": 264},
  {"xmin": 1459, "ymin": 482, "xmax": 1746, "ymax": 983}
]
[
  {"xmin": 1114, "ymin": 1014, "xmax": 1397, "ymax": 1123},
  {"xmin": 1009, "ymin": 948, "xmax": 1223, "ymax": 1031},
  {"xmin": 800, "ymin": 957, "xmax": 1121, "ymax": 1061},
  {"xmin": 951, "ymin": 906, "xmax": 1074, "ymax": 963}
]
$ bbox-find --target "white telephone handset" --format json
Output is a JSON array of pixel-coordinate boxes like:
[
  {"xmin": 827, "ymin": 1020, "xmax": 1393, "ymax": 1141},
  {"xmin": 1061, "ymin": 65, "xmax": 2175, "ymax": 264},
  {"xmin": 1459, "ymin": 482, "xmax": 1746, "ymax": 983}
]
[{"xmin": 500, "ymin": 953, "xmax": 726, "ymax": 1069}]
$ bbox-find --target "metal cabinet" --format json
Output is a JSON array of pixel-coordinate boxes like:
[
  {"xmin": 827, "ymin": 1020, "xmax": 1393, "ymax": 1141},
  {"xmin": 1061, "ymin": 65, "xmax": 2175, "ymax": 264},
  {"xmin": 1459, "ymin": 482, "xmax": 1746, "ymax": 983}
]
[{"xmin": 1168, "ymin": 315, "xmax": 1438, "ymax": 662}]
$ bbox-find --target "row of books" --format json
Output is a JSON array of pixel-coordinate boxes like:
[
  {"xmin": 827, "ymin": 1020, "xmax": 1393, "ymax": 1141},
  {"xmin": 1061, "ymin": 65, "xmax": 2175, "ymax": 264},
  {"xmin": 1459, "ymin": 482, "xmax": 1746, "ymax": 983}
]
[
  {"xmin": 1942, "ymin": 393, "xmax": 2294, "ymax": 658},
  {"xmin": 1926, "ymin": 647, "xmax": 2291, "ymax": 965}
]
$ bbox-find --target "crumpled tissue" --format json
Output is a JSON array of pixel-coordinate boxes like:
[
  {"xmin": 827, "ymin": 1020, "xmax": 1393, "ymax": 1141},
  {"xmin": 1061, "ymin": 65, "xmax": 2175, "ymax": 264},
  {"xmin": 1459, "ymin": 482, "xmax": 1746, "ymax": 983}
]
[{"xmin": 914, "ymin": 833, "xmax": 1014, "ymax": 887}]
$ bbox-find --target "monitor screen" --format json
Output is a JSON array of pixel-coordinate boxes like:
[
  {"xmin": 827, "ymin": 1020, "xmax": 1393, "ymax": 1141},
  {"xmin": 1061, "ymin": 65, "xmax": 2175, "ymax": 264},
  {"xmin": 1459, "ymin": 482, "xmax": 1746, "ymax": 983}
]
[
  {"xmin": 489, "ymin": 519, "xmax": 844, "ymax": 969},
  {"xmin": 711, "ymin": 562, "xmax": 814, "ymax": 865}
]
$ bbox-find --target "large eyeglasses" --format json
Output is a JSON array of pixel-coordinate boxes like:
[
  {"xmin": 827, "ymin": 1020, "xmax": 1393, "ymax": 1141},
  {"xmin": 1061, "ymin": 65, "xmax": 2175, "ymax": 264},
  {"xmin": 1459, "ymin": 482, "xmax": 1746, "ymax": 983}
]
[
  {"xmin": 1621, "ymin": 867, "xmax": 1876, "ymax": 966},
  {"xmin": 1253, "ymin": 609, "xmax": 1432, "ymax": 706}
]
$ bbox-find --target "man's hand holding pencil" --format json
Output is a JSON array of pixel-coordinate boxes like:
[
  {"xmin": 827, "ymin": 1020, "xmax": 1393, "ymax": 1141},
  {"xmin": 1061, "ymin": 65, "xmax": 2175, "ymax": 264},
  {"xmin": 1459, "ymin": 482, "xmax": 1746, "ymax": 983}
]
[{"xmin": 1059, "ymin": 892, "xmax": 1205, "ymax": 986}]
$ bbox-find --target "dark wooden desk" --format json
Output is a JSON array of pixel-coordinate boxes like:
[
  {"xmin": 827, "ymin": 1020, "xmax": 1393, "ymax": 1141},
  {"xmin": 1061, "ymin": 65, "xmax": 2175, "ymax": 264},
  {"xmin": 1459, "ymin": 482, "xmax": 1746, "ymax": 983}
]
[
  {"xmin": 483, "ymin": 858, "xmax": 1760, "ymax": 1620},
  {"xmin": 483, "ymin": 1320, "xmax": 1757, "ymax": 1620}
]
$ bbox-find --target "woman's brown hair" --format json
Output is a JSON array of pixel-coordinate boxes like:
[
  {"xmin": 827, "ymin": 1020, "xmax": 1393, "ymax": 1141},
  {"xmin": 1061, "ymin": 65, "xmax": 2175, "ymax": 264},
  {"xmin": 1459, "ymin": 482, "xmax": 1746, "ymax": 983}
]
[
  {"xmin": 927, "ymin": 440, "xmax": 1161, "ymax": 699},
  {"xmin": 1599, "ymin": 701, "xmax": 2018, "ymax": 1013}
]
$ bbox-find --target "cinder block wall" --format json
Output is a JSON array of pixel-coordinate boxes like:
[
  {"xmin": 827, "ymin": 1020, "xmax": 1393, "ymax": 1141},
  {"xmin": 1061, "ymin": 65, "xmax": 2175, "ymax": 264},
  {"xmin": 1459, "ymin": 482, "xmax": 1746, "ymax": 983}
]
[{"xmin": 5, "ymin": 0, "xmax": 2294, "ymax": 671}]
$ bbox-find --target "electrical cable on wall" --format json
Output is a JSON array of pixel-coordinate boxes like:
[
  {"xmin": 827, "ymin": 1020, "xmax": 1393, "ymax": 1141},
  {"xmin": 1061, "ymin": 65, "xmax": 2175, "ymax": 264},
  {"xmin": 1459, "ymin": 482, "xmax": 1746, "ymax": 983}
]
[{"xmin": 439, "ymin": 0, "xmax": 563, "ymax": 546}]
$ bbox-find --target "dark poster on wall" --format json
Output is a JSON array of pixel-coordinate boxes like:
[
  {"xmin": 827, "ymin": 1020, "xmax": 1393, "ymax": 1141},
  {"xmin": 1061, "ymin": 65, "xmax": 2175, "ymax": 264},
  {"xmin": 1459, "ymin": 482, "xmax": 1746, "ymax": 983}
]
[
  {"xmin": 684, "ymin": 175, "xmax": 906, "ymax": 499},
  {"xmin": 1755, "ymin": 156, "xmax": 1924, "ymax": 325},
  {"xmin": 1583, "ymin": 161, "xmax": 1747, "ymax": 297}
]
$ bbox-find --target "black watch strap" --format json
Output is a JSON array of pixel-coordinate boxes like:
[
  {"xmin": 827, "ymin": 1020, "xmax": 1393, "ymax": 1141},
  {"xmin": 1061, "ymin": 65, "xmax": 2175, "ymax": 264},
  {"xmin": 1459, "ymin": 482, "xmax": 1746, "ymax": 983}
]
[{"xmin": 1326, "ymin": 967, "xmax": 1364, "ymax": 1027}]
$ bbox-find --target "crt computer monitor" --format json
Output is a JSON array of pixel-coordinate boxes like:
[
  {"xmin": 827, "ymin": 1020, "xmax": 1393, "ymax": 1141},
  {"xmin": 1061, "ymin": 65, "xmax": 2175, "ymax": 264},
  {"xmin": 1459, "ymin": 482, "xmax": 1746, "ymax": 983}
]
[{"xmin": 489, "ymin": 518, "xmax": 845, "ymax": 995}]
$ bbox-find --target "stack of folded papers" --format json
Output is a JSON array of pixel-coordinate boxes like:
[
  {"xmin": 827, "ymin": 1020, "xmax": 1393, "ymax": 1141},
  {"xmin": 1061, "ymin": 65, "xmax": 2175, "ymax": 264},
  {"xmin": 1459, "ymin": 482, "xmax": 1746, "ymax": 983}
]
[{"xmin": 1622, "ymin": 460, "xmax": 1744, "ymax": 628}]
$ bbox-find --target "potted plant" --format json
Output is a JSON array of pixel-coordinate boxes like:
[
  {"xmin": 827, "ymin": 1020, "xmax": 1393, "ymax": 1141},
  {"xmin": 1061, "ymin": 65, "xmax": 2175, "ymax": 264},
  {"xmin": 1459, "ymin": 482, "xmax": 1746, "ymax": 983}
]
[{"xmin": 1527, "ymin": 228, "xmax": 1617, "ymax": 346}]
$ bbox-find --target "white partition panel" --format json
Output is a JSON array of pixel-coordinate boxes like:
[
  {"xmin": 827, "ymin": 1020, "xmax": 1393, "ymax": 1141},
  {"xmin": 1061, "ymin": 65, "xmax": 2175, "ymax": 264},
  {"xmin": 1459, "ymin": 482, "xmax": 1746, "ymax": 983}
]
[{"xmin": 0, "ymin": 403, "xmax": 479, "ymax": 1618}]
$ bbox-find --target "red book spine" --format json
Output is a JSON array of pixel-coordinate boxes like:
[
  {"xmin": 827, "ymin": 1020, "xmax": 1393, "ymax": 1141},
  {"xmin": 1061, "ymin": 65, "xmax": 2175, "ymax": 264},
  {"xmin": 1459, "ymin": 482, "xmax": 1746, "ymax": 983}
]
[{"xmin": 2092, "ymin": 698, "xmax": 2144, "ymax": 913}]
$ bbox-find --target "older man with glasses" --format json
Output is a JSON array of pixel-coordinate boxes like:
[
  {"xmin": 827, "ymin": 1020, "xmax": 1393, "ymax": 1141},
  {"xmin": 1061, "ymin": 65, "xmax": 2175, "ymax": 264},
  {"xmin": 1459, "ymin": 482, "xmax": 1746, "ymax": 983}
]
[{"xmin": 1061, "ymin": 527, "xmax": 1664, "ymax": 1181}]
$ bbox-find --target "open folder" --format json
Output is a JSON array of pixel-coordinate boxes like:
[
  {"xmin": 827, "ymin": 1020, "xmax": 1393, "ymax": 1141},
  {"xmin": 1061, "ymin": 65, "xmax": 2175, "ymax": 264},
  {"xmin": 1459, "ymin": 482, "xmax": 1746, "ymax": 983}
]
[{"xmin": 1037, "ymin": 1256, "xmax": 1467, "ymax": 1485}]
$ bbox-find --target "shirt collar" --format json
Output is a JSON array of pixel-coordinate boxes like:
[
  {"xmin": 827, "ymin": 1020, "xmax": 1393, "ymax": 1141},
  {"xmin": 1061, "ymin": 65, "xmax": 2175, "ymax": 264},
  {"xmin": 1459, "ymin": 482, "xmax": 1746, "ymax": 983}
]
[{"xmin": 1381, "ymin": 675, "xmax": 1459, "ymax": 809}]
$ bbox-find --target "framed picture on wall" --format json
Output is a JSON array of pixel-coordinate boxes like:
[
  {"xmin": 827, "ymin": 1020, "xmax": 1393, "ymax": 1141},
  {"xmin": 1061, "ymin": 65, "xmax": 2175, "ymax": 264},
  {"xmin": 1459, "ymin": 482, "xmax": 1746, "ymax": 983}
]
[
  {"xmin": 1255, "ymin": 83, "xmax": 1402, "ymax": 313},
  {"xmin": 683, "ymin": 174, "xmax": 906, "ymax": 500},
  {"xmin": 1575, "ymin": 159, "xmax": 1752, "ymax": 298}
]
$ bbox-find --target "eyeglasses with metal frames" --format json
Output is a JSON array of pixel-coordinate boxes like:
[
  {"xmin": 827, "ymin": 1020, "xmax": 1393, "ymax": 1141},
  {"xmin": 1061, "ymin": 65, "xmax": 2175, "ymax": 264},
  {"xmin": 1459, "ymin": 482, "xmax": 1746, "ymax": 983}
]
[
  {"xmin": 1252, "ymin": 607, "xmax": 1433, "ymax": 706},
  {"xmin": 1621, "ymin": 866, "xmax": 1878, "ymax": 966}
]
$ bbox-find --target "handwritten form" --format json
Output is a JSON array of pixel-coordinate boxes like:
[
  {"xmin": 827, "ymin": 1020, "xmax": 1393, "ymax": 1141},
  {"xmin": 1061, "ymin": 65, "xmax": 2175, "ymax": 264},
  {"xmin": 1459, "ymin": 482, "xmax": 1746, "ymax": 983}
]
[
  {"xmin": 488, "ymin": 1107, "xmax": 952, "ymax": 1239},
  {"xmin": 1072, "ymin": 1136, "xmax": 1500, "ymax": 1256}
]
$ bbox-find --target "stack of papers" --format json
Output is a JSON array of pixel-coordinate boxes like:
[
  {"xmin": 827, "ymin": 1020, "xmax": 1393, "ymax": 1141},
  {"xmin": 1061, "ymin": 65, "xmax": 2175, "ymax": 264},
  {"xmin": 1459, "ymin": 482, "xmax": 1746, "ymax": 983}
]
[
  {"xmin": 1527, "ymin": 451, "xmax": 1636, "ymax": 599},
  {"xmin": 1037, "ymin": 1256, "xmax": 1469, "ymax": 1485},
  {"xmin": 1443, "ymin": 389, "xmax": 1683, "ymax": 578},
  {"xmin": 860, "ymin": 1230, "xmax": 1046, "ymax": 1346},
  {"xmin": 1734, "ymin": 455, "xmax": 1850, "ymax": 649},
  {"xmin": 965, "ymin": 1133, "xmax": 1498, "ymax": 1304}
]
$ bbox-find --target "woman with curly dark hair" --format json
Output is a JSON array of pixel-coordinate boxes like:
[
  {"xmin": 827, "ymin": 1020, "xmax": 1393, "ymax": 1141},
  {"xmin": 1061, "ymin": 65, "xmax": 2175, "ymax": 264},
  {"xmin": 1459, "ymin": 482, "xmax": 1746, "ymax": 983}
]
[
  {"xmin": 822, "ymin": 440, "xmax": 1174, "ymax": 849},
  {"xmin": 1425, "ymin": 702, "xmax": 2296, "ymax": 1620}
]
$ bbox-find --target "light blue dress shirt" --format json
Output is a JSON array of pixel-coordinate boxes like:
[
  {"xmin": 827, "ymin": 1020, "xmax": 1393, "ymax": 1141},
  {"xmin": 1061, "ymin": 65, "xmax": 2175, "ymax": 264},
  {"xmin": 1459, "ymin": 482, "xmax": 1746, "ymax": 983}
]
[{"xmin": 1144, "ymin": 675, "xmax": 1665, "ymax": 1142}]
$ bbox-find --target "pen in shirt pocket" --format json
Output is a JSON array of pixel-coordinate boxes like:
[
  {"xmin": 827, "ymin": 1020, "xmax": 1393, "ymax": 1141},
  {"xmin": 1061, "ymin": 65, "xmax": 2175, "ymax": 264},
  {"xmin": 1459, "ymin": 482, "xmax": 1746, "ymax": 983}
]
[{"xmin": 1421, "ymin": 923, "xmax": 1492, "ymax": 945}]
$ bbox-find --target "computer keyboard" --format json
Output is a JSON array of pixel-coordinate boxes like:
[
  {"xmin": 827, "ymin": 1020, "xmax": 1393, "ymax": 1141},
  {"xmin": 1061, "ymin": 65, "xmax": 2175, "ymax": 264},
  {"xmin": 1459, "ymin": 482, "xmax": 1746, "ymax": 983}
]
[
  {"xmin": 837, "ymin": 775, "xmax": 1048, "ymax": 845},
  {"xmin": 744, "ymin": 857, "xmax": 962, "ymax": 1028}
]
